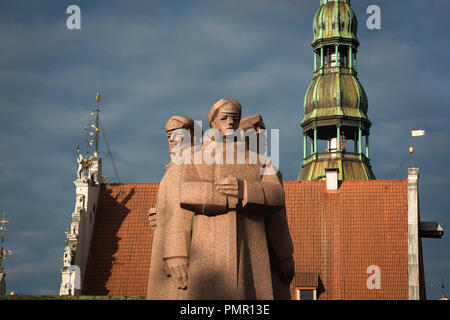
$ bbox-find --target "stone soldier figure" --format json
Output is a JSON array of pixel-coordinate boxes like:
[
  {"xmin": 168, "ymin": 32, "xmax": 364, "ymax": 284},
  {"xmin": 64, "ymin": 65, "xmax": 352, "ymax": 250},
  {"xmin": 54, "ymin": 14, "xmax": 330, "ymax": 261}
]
[
  {"xmin": 180, "ymin": 99, "xmax": 286, "ymax": 300},
  {"xmin": 240, "ymin": 115, "xmax": 295, "ymax": 300},
  {"xmin": 147, "ymin": 115, "xmax": 196, "ymax": 299}
]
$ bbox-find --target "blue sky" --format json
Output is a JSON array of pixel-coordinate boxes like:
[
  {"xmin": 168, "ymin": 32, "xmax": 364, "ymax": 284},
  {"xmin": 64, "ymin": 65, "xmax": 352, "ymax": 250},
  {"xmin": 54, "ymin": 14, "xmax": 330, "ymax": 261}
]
[{"xmin": 0, "ymin": 0, "xmax": 448, "ymax": 298}]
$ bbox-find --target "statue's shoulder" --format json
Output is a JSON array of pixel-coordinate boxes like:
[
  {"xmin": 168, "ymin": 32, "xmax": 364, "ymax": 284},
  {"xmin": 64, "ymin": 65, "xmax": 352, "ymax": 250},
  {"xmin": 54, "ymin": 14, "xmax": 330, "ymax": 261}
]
[
  {"xmin": 256, "ymin": 155, "xmax": 282, "ymax": 179},
  {"xmin": 163, "ymin": 162, "xmax": 187, "ymax": 184}
]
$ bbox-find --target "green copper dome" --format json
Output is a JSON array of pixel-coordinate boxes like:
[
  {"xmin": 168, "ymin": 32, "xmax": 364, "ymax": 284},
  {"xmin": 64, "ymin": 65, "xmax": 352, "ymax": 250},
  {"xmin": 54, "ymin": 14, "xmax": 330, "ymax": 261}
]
[
  {"xmin": 302, "ymin": 72, "xmax": 369, "ymax": 126},
  {"xmin": 298, "ymin": 0, "xmax": 375, "ymax": 182},
  {"xmin": 313, "ymin": 0, "xmax": 358, "ymax": 46}
]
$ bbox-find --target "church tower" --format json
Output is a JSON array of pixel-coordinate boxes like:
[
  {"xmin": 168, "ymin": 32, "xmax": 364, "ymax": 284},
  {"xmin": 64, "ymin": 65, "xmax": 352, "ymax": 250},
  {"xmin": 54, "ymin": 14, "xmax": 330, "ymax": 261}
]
[{"xmin": 298, "ymin": 0, "xmax": 375, "ymax": 181}]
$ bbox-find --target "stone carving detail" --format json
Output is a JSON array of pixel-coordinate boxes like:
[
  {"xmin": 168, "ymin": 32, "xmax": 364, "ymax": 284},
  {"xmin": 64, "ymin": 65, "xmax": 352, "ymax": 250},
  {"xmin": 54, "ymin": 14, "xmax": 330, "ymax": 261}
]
[
  {"xmin": 76, "ymin": 154, "xmax": 87, "ymax": 181},
  {"xmin": 88, "ymin": 152, "xmax": 102, "ymax": 185},
  {"xmin": 239, "ymin": 114, "xmax": 295, "ymax": 300},
  {"xmin": 75, "ymin": 194, "xmax": 85, "ymax": 214},
  {"xmin": 59, "ymin": 245, "xmax": 76, "ymax": 295},
  {"xmin": 147, "ymin": 115, "xmax": 196, "ymax": 299},
  {"xmin": 0, "ymin": 269, "xmax": 6, "ymax": 296},
  {"xmin": 76, "ymin": 152, "xmax": 102, "ymax": 185},
  {"xmin": 63, "ymin": 246, "xmax": 73, "ymax": 267}
]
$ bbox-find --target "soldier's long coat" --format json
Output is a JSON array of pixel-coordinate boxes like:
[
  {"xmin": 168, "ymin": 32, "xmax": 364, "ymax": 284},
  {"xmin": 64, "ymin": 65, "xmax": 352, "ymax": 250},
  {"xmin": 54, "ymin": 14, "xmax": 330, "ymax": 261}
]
[
  {"xmin": 147, "ymin": 163, "xmax": 193, "ymax": 299},
  {"xmin": 180, "ymin": 148, "xmax": 286, "ymax": 300},
  {"xmin": 266, "ymin": 206, "xmax": 294, "ymax": 300}
]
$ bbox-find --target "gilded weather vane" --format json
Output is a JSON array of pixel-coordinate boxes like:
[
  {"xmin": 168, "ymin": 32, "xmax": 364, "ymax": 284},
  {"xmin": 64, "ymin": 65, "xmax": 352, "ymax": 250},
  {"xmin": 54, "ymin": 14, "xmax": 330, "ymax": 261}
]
[
  {"xmin": 76, "ymin": 92, "xmax": 103, "ymax": 179},
  {"xmin": 79, "ymin": 92, "xmax": 102, "ymax": 156},
  {"xmin": 75, "ymin": 92, "xmax": 120, "ymax": 183}
]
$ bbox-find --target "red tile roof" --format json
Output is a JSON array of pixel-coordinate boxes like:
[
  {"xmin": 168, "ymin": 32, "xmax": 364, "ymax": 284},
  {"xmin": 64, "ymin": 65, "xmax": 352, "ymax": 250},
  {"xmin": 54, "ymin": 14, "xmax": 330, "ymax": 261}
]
[
  {"xmin": 83, "ymin": 180, "xmax": 410, "ymax": 299},
  {"xmin": 83, "ymin": 183, "xmax": 158, "ymax": 296},
  {"xmin": 285, "ymin": 180, "xmax": 409, "ymax": 300}
]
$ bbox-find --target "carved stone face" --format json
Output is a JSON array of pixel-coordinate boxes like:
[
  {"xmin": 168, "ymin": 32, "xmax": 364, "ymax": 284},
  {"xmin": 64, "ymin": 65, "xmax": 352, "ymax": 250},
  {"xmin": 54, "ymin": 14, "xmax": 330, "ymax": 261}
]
[
  {"xmin": 211, "ymin": 108, "xmax": 241, "ymax": 136},
  {"xmin": 167, "ymin": 129, "xmax": 185, "ymax": 154}
]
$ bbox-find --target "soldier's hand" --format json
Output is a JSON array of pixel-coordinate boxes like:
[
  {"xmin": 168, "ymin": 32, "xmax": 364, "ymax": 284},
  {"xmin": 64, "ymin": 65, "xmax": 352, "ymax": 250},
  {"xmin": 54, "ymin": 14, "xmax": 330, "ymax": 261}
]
[
  {"xmin": 280, "ymin": 255, "xmax": 295, "ymax": 285},
  {"xmin": 148, "ymin": 208, "xmax": 157, "ymax": 230},
  {"xmin": 164, "ymin": 257, "xmax": 189, "ymax": 290},
  {"xmin": 215, "ymin": 177, "xmax": 244, "ymax": 200}
]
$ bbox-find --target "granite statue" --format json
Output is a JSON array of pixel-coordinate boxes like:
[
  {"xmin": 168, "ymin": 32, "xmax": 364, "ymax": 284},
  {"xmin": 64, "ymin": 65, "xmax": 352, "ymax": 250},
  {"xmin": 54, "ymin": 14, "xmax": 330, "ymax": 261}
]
[
  {"xmin": 147, "ymin": 115, "xmax": 196, "ymax": 299},
  {"xmin": 240, "ymin": 115, "xmax": 295, "ymax": 300},
  {"xmin": 179, "ymin": 99, "xmax": 288, "ymax": 299},
  {"xmin": 147, "ymin": 100, "xmax": 294, "ymax": 300}
]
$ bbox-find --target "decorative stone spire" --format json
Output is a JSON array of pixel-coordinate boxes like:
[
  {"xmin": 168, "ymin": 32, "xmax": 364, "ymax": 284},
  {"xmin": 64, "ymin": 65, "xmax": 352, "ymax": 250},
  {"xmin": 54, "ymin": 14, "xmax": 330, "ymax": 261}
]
[
  {"xmin": 0, "ymin": 269, "xmax": 4, "ymax": 296},
  {"xmin": 441, "ymin": 281, "xmax": 448, "ymax": 300},
  {"xmin": 77, "ymin": 95, "xmax": 104, "ymax": 186},
  {"xmin": 60, "ymin": 93, "xmax": 105, "ymax": 296},
  {"xmin": 298, "ymin": 0, "xmax": 375, "ymax": 181},
  {"xmin": 0, "ymin": 211, "xmax": 12, "ymax": 295}
]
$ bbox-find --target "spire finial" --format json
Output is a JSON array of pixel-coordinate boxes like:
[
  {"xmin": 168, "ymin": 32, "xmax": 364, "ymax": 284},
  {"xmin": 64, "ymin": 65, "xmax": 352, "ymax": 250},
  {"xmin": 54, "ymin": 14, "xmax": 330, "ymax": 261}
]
[
  {"xmin": 96, "ymin": 92, "xmax": 102, "ymax": 104},
  {"xmin": 80, "ymin": 93, "xmax": 102, "ymax": 158},
  {"xmin": 320, "ymin": 0, "xmax": 351, "ymax": 5},
  {"xmin": 93, "ymin": 93, "xmax": 101, "ymax": 154}
]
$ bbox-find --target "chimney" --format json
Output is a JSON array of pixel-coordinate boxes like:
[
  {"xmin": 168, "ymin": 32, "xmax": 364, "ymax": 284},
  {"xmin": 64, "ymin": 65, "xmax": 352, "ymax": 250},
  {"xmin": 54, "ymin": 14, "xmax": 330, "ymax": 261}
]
[
  {"xmin": 407, "ymin": 167, "xmax": 420, "ymax": 300},
  {"xmin": 325, "ymin": 168, "xmax": 339, "ymax": 192}
]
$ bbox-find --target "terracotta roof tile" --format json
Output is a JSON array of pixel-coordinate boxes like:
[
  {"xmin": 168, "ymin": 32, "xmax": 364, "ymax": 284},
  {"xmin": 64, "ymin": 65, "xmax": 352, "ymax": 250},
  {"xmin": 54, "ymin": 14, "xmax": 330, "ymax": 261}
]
[{"xmin": 295, "ymin": 272, "xmax": 319, "ymax": 287}]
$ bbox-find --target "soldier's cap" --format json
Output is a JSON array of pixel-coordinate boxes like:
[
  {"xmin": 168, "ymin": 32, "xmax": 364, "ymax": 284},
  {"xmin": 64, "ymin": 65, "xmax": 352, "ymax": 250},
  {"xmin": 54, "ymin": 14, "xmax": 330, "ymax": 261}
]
[
  {"xmin": 239, "ymin": 115, "xmax": 266, "ymax": 131},
  {"xmin": 165, "ymin": 115, "xmax": 195, "ymax": 133},
  {"xmin": 208, "ymin": 99, "xmax": 242, "ymax": 126}
]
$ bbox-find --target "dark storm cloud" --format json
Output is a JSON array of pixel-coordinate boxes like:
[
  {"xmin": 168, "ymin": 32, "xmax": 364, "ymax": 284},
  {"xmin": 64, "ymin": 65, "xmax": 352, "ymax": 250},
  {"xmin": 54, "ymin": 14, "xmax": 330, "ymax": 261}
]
[{"xmin": 0, "ymin": 0, "xmax": 448, "ymax": 298}]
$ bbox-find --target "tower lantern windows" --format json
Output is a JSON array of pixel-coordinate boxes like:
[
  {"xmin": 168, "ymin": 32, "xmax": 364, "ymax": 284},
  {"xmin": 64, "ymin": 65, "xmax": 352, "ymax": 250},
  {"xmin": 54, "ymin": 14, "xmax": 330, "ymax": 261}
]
[
  {"xmin": 321, "ymin": 45, "xmax": 350, "ymax": 68},
  {"xmin": 330, "ymin": 52, "xmax": 337, "ymax": 67},
  {"xmin": 339, "ymin": 46, "xmax": 349, "ymax": 68},
  {"xmin": 326, "ymin": 129, "xmax": 347, "ymax": 153},
  {"xmin": 327, "ymin": 138, "xmax": 338, "ymax": 152},
  {"xmin": 323, "ymin": 46, "xmax": 335, "ymax": 68}
]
